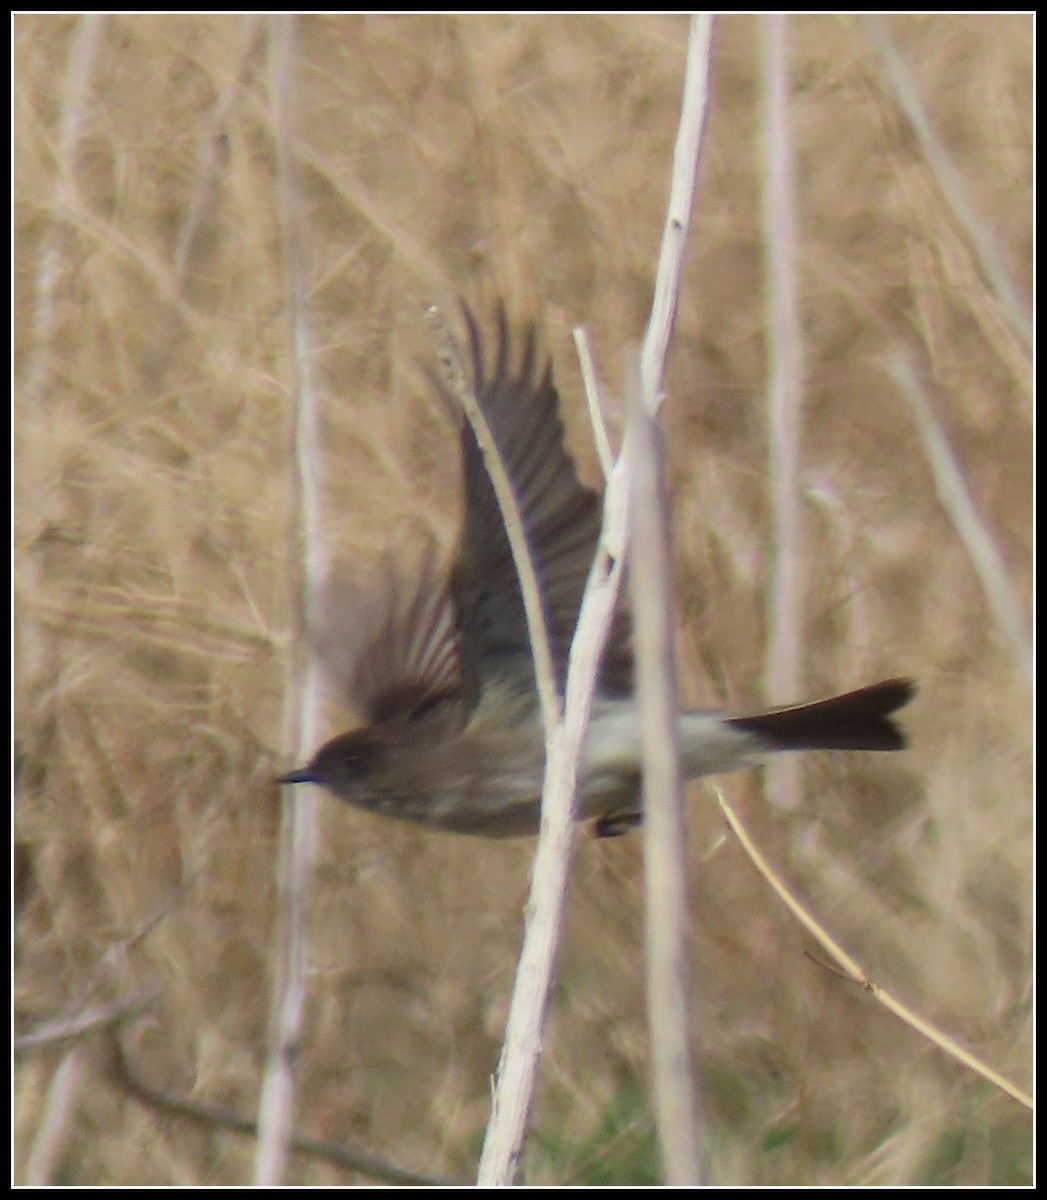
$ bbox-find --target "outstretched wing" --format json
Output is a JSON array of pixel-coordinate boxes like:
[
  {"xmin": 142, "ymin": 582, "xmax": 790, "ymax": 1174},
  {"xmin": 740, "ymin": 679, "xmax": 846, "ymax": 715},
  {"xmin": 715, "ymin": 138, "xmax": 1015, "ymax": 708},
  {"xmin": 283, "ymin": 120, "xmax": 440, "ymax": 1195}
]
[
  {"xmin": 311, "ymin": 539, "xmax": 465, "ymax": 730},
  {"xmin": 444, "ymin": 305, "xmax": 633, "ymax": 706}
]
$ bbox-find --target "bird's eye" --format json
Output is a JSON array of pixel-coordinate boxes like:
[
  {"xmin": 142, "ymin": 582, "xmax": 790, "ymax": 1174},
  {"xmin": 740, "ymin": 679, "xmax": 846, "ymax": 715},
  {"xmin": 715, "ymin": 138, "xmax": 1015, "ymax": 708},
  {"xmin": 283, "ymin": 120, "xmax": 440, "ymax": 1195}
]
[{"xmin": 341, "ymin": 751, "xmax": 370, "ymax": 778}]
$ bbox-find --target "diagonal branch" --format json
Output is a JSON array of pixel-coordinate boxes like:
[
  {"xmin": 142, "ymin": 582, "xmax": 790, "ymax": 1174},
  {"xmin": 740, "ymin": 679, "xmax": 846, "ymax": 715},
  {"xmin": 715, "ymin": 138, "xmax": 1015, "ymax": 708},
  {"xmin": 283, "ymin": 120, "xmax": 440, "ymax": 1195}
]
[{"xmin": 476, "ymin": 12, "xmax": 716, "ymax": 1186}]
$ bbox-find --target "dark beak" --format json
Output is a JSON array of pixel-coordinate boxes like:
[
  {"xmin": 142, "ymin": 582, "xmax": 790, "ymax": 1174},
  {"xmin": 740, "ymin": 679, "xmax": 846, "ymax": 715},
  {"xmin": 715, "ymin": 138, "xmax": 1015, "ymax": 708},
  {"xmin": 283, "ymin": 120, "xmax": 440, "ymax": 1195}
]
[{"xmin": 276, "ymin": 768, "xmax": 318, "ymax": 786}]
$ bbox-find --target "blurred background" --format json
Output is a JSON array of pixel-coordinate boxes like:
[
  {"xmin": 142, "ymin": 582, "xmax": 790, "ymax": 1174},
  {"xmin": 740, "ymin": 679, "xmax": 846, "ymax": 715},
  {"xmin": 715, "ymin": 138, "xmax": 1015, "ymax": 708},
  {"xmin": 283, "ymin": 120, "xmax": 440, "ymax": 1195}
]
[{"xmin": 14, "ymin": 13, "xmax": 1032, "ymax": 1186}]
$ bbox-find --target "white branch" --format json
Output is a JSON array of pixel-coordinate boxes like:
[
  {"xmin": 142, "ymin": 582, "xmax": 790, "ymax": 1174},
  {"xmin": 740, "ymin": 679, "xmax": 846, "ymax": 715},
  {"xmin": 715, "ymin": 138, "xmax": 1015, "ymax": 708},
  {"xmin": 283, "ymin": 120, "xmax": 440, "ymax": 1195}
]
[
  {"xmin": 480, "ymin": 12, "xmax": 715, "ymax": 1187},
  {"xmin": 865, "ymin": 15, "xmax": 1032, "ymax": 353},
  {"xmin": 257, "ymin": 15, "xmax": 323, "ymax": 1187},
  {"xmin": 762, "ymin": 13, "xmax": 804, "ymax": 810},
  {"xmin": 889, "ymin": 353, "xmax": 1032, "ymax": 691}
]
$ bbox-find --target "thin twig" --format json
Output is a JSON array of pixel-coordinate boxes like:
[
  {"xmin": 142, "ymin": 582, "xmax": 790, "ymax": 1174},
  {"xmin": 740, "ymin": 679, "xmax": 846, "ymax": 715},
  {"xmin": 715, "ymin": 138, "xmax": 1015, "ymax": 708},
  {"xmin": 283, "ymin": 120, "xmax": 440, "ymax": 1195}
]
[
  {"xmin": 108, "ymin": 1018, "xmax": 458, "ymax": 1185},
  {"xmin": 477, "ymin": 456, "xmax": 629, "ymax": 1188},
  {"xmin": 631, "ymin": 13, "xmax": 716, "ymax": 1186},
  {"xmin": 260, "ymin": 14, "xmax": 323, "ymax": 1187},
  {"xmin": 14, "ymin": 988, "xmax": 161, "ymax": 1054},
  {"xmin": 429, "ymin": 304, "xmax": 572, "ymax": 1184},
  {"xmin": 888, "ymin": 353, "xmax": 1032, "ymax": 691},
  {"xmin": 761, "ymin": 12, "xmax": 804, "ymax": 811},
  {"xmin": 431, "ymin": 309, "xmax": 585, "ymax": 1178},
  {"xmin": 718, "ymin": 792, "xmax": 1033, "ymax": 1110},
  {"xmin": 864, "ymin": 16, "xmax": 1032, "ymax": 354},
  {"xmin": 17, "ymin": 13, "xmax": 104, "ymax": 743},
  {"xmin": 20, "ymin": 13, "xmax": 105, "ymax": 413},
  {"xmin": 572, "ymin": 324, "xmax": 615, "ymax": 481},
  {"xmin": 638, "ymin": 14, "xmax": 714, "ymax": 413},
  {"xmin": 444, "ymin": 299, "xmax": 626, "ymax": 1182},
  {"xmin": 173, "ymin": 15, "xmax": 266, "ymax": 283},
  {"xmin": 630, "ymin": 359, "xmax": 702, "ymax": 1185},
  {"xmin": 477, "ymin": 15, "xmax": 716, "ymax": 1183},
  {"xmin": 427, "ymin": 304, "xmax": 560, "ymax": 737},
  {"xmin": 24, "ymin": 1047, "xmax": 88, "ymax": 1185}
]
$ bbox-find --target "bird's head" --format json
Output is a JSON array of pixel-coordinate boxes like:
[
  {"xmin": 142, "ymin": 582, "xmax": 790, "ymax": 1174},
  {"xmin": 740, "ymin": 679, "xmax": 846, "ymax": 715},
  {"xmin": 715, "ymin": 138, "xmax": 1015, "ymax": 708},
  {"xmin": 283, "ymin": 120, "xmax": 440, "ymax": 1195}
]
[{"xmin": 277, "ymin": 728, "xmax": 387, "ymax": 808}]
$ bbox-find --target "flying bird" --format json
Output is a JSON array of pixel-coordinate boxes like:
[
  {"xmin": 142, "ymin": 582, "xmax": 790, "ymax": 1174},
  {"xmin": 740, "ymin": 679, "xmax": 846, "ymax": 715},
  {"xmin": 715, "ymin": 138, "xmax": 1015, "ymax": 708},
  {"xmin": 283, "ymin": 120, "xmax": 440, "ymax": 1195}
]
[{"xmin": 279, "ymin": 308, "xmax": 914, "ymax": 837}]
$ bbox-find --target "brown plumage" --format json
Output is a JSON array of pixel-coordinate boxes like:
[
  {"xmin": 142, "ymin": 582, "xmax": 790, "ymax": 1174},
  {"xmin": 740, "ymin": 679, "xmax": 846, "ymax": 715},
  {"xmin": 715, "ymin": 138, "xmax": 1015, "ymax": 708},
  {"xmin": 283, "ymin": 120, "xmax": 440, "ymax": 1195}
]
[{"xmin": 279, "ymin": 307, "xmax": 915, "ymax": 837}]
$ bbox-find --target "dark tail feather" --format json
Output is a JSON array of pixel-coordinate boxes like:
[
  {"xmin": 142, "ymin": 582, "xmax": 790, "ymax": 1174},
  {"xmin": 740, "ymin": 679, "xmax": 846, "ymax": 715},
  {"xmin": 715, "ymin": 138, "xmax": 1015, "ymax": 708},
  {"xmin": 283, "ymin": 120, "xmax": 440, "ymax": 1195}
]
[{"xmin": 726, "ymin": 678, "xmax": 916, "ymax": 752}]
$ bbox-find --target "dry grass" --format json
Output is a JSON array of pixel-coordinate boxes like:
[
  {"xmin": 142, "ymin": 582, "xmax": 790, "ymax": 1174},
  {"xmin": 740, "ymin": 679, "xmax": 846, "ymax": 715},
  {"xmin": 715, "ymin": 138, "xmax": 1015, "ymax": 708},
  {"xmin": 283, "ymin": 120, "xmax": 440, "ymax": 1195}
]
[{"xmin": 14, "ymin": 13, "xmax": 1032, "ymax": 1186}]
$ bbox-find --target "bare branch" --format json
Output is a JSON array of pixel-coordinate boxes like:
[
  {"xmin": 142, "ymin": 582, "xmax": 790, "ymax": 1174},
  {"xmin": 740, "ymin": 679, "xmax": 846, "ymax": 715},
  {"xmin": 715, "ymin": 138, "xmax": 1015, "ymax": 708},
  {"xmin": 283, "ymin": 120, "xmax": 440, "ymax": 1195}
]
[
  {"xmin": 477, "ymin": 491, "xmax": 628, "ymax": 1186},
  {"xmin": 888, "ymin": 353, "xmax": 1032, "ymax": 690},
  {"xmin": 259, "ymin": 15, "xmax": 323, "ymax": 1187},
  {"xmin": 864, "ymin": 16, "xmax": 1032, "ymax": 353},
  {"xmin": 24, "ymin": 1048, "xmax": 88, "ymax": 1185},
  {"xmin": 478, "ymin": 16, "xmax": 716, "ymax": 1184},
  {"xmin": 15, "ymin": 988, "xmax": 161, "ymax": 1053},
  {"xmin": 629, "ymin": 357, "xmax": 703, "ymax": 1185},
  {"xmin": 719, "ymin": 792, "xmax": 1033, "ymax": 1111},
  {"xmin": 429, "ymin": 303, "xmax": 578, "ymax": 1185},
  {"xmin": 762, "ymin": 13, "xmax": 804, "ymax": 810},
  {"xmin": 108, "ymin": 1017, "xmax": 459, "ymax": 1185},
  {"xmin": 633, "ymin": 14, "xmax": 716, "ymax": 1186},
  {"xmin": 639, "ymin": 14, "xmax": 715, "ymax": 413},
  {"xmin": 427, "ymin": 304, "xmax": 561, "ymax": 737},
  {"xmin": 17, "ymin": 13, "xmax": 104, "ymax": 735},
  {"xmin": 173, "ymin": 16, "xmax": 266, "ymax": 283},
  {"xmin": 572, "ymin": 324, "xmax": 615, "ymax": 481}
]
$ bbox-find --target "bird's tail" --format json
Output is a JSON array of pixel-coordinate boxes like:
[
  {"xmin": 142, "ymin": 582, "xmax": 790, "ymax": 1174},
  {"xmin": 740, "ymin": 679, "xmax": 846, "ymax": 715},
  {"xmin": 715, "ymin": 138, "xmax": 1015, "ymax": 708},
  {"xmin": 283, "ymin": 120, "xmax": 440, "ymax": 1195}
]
[{"xmin": 725, "ymin": 678, "xmax": 915, "ymax": 752}]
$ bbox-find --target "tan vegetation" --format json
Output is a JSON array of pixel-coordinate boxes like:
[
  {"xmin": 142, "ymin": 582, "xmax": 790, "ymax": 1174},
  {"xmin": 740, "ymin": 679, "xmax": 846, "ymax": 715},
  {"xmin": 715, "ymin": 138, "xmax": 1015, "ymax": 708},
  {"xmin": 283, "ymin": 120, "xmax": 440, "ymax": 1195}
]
[{"xmin": 14, "ymin": 13, "xmax": 1032, "ymax": 1185}]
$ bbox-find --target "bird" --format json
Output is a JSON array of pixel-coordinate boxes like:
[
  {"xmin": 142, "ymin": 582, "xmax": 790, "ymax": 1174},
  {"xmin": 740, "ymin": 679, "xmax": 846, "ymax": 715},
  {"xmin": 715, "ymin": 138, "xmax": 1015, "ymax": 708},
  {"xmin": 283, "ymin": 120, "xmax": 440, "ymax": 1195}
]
[{"xmin": 278, "ymin": 306, "xmax": 915, "ymax": 838}]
